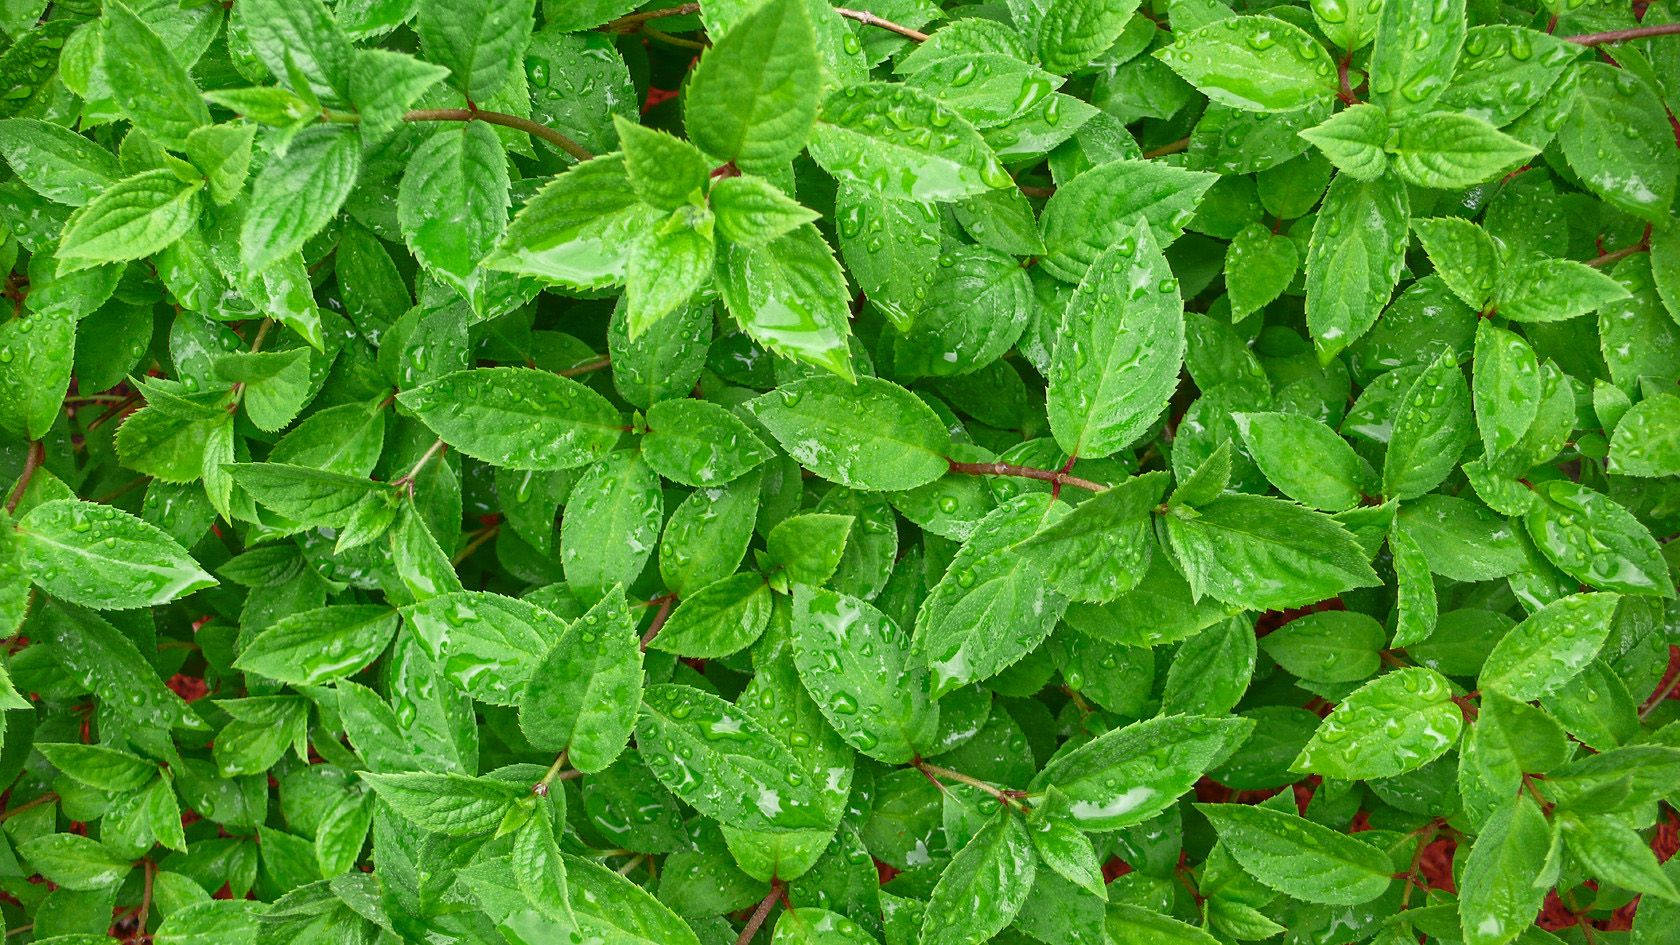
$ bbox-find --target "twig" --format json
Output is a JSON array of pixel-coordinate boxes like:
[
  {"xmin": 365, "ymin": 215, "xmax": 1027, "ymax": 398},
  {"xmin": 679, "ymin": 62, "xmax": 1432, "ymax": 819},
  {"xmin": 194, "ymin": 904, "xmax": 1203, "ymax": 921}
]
[
  {"xmin": 1564, "ymin": 22, "xmax": 1680, "ymax": 45},
  {"xmin": 913, "ymin": 759, "xmax": 1031, "ymax": 810},
  {"xmin": 4, "ymin": 441, "xmax": 43, "ymax": 515},
  {"xmin": 451, "ymin": 521, "xmax": 500, "ymax": 565},
  {"xmin": 558, "ymin": 354, "xmax": 612, "ymax": 378},
  {"xmin": 402, "ymin": 108, "xmax": 594, "ymax": 162},
  {"xmin": 0, "ymin": 792, "xmax": 57, "ymax": 822},
  {"xmin": 945, "ymin": 458, "xmax": 1106, "ymax": 494},
  {"xmin": 735, "ymin": 880, "xmax": 784, "ymax": 945},
  {"xmin": 393, "ymin": 438, "xmax": 448, "ymax": 491},
  {"xmin": 834, "ymin": 7, "xmax": 929, "ymax": 41},
  {"xmin": 1143, "ymin": 137, "xmax": 1190, "ymax": 159},
  {"xmin": 640, "ymin": 594, "xmax": 677, "ymax": 649},
  {"xmin": 533, "ymin": 750, "xmax": 570, "ymax": 797}
]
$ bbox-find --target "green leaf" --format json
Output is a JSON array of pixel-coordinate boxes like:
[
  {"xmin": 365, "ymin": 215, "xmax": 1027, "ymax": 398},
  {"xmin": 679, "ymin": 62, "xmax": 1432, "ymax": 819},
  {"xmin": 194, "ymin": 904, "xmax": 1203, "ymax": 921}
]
[
  {"xmin": 416, "ymin": 0, "xmax": 536, "ymax": 99},
  {"xmin": 17, "ymin": 499, "xmax": 214, "ymax": 608},
  {"xmin": 1163, "ymin": 493, "xmax": 1379, "ymax": 611},
  {"xmin": 519, "ymin": 586, "xmax": 642, "ymax": 772},
  {"xmin": 484, "ymin": 154, "xmax": 655, "ymax": 291},
  {"xmin": 1558, "ymin": 63, "xmax": 1677, "ymax": 223},
  {"xmin": 1473, "ymin": 320, "xmax": 1541, "ymax": 461},
  {"xmin": 613, "ymin": 115, "xmax": 708, "ymax": 211},
  {"xmin": 1197, "ymin": 803, "xmax": 1393, "ymax": 905},
  {"xmin": 1412, "ymin": 216, "xmax": 1500, "ymax": 310},
  {"xmin": 55, "ymin": 170, "xmax": 202, "ymax": 273},
  {"xmin": 0, "ymin": 307, "xmax": 73, "ymax": 440},
  {"xmin": 914, "ymin": 495, "xmax": 1068, "ymax": 696},
  {"xmin": 1459, "ymin": 796, "xmax": 1552, "ymax": 945},
  {"xmin": 634, "ymin": 683, "xmax": 828, "ymax": 833},
  {"xmin": 717, "ymin": 223, "xmax": 855, "ymax": 379},
  {"xmin": 749, "ymin": 376, "xmax": 949, "ymax": 490},
  {"xmin": 1016, "ymin": 472, "xmax": 1166, "ymax": 602},
  {"xmin": 101, "ymin": 0, "xmax": 210, "ymax": 149},
  {"xmin": 183, "ymin": 123, "xmax": 256, "ymax": 206},
  {"xmin": 1524, "ymin": 481, "xmax": 1673, "ymax": 597},
  {"xmin": 1299, "ymin": 103, "xmax": 1390, "ymax": 180},
  {"xmin": 685, "ymin": 0, "xmax": 819, "ymax": 167},
  {"xmin": 1478, "ymin": 592, "xmax": 1619, "ymax": 700},
  {"xmin": 226, "ymin": 463, "xmax": 385, "ymax": 526},
  {"xmin": 361, "ymin": 770, "xmax": 525, "ymax": 836},
  {"xmin": 809, "ymin": 82, "xmax": 1010, "ymax": 203},
  {"xmin": 560, "ymin": 452, "xmax": 663, "ymax": 602},
  {"xmin": 1260, "ymin": 609, "xmax": 1385, "ymax": 684},
  {"xmin": 1559, "ymin": 813, "xmax": 1680, "ymax": 904},
  {"xmin": 234, "ymin": 605, "xmax": 399, "ymax": 685},
  {"xmin": 773, "ymin": 907, "xmax": 881, "ymax": 944},
  {"xmin": 1038, "ymin": 0, "xmax": 1143, "ymax": 75},
  {"xmin": 1047, "ymin": 223, "xmax": 1184, "ymax": 459},
  {"xmin": 1609, "ymin": 392, "xmax": 1680, "ymax": 477},
  {"xmin": 1383, "ymin": 349, "xmax": 1472, "ymax": 500},
  {"xmin": 630, "ymin": 212, "xmax": 712, "ymax": 331},
  {"xmin": 405, "ymin": 591, "xmax": 567, "ymax": 705},
  {"xmin": 1367, "ymin": 0, "xmax": 1464, "ymax": 115},
  {"xmin": 18, "ymin": 833, "xmax": 133, "ymax": 890},
  {"xmin": 0, "ymin": 117, "xmax": 119, "ymax": 205},
  {"xmin": 1494, "ymin": 257, "xmax": 1629, "ymax": 323},
  {"xmin": 233, "ymin": 0, "xmax": 354, "ymax": 103},
  {"xmin": 1224, "ymin": 223, "xmax": 1300, "ymax": 321},
  {"xmin": 36, "ymin": 742, "xmax": 156, "ymax": 792},
  {"xmin": 1037, "ymin": 159, "xmax": 1218, "ymax": 282},
  {"xmin": 398, "ymin": 368, "xmax": 621, "ymax": 471},
  {"xmin": 1293, "ymin": 666, "xmax": 1463, "ymax": 778},
  {"xmin": 1157, "ymin": 16, "xmax": 1338, "ymax": 112},
  {"xmin": 641, "ymin": 399, "xmax": 771, "ymax": 487},
  {"xmin": 1386, "ymin": 111, "xmax": 1536, "ymax": 189},
  {"xmin": 790, "ymin": 585, "xmax": 939, "ymax": 764},
  {"xmin": 646, "ymin": 573, "xmax": 773, "ymax": 658},
  {"xmin": 765, "ymin": 513, "xmax": 853, "ymax": 587},
  {"xmin": 1304, "ymin": 172, "xmax": 1409, "ymax": 361},
  {"xmin": 1032, "ymin": 714, "xmax": 1251, "ymax": 830},
  {"xmin": 710, "ymin": 175, "xmax": 820, "ymax": 246},
  {"xmin": 1235, "ymin": 411, "xmax": 1374, "ymax": 512},
  {"xmin": 242, "ymin": 124, "xmax": 361, "ymax": 270},
  {"xmin": 399, "ymin": 122, "xmax": 510, "ymax": 300},
  {"xmin": 918, "ymin": 812, "xmax": 1036, "ymax": 945}
]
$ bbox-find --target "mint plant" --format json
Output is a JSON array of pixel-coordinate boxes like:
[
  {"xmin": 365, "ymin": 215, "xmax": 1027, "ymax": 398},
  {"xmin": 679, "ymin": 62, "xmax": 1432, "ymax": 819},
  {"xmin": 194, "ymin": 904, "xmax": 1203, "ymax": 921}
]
[{"xmin": 1, "ymin": 0, "xmax": 1679, "ymax": 943}]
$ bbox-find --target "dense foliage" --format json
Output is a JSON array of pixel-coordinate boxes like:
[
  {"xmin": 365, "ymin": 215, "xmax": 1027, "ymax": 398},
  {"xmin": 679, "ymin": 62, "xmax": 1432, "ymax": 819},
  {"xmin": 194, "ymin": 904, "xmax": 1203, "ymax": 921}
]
[{"xmin": 1, "ymin": 0, "xmax": 1679, "ymax": 943}]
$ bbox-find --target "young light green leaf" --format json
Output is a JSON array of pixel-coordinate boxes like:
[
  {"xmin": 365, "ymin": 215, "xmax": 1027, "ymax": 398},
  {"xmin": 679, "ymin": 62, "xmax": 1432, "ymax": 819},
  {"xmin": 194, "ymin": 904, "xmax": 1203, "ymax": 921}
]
[
  {"xmin": 1478, "ymin": 592, "xmax": 1619, "ymax": 700},
  {"xmin": 397, "ymin": 368, "xmax": 622, "ymax": 471},
  {"xmin": 235, "ymin": 605, "xmax": 399, "ymax": 685},
  {"xmin": 749, "ymin": 376, "xmax": 950, "ymax": 490},
  {"xmin": 1157, "ymin": 16, "xmax": 1339, "ymax": 112},
  {"xmin": 519, "ymin": 586, "xmax": 642, "ymax": 772},
  {"xmin": 634, "ymin": 683, "xmax": 829, "ymax": 833},
  {"xmin": 17, "ymin": 499, "xmax": 215, "ymax": 608},
  {"xmin": 1047, "ymin": 223, "xmax": 1184, "ymax": 459},
  {"xmin": 790, "ymin": 585, "xmax": 939, "ymax": 765},
  {"xmin": 684, "ymin": 0, "xmax": 819, "ymax": 167},
  {"xmin": 1293, "ymin": 666, "xmax": 1463, "ymax": 779}
]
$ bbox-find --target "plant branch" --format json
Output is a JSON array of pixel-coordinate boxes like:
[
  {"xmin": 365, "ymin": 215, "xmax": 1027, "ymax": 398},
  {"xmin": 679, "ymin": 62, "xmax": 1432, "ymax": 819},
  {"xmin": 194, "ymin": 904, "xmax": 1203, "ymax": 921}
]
[
  {"xmin": 735, "ymin": 880, "xmax": 784, "ymax": 945},
  {"xmin": 0, "ymin": 792, "xmax": 57, "ymax": 822},
  {"xmin": 1142, "ymin": 137, "xmax": 1190, "ymax": 159},
  {"xmin": 394, "ymin": 438, "xmax": 448, "ymax": 491},
  {"xmin": 402, "ymin": 109, "xmax": 594, "ymax": 162},
  {"xmin": 834, "ymin": 7, "xmax": 929, "ymax": 41},
  {"xmin": 1585, "ymin": 227, "xmax": 1652, "ymax": 268},
  {"xmin": 640, "ymin": 594, "xmax": 677, "ymax": 649},
  {"xmin": 533, "ymin": 750, "xmax": 570, "ymax": 796},
  {"xmin": 946, "ymin": 458, "xmax": 1106, "ymax": 494},
  {"xmin": 1564, "ymin": 22, "xmax": 1680, "ymax": 45},
  {"xmin": 604, "ymin": 3, "xmax": 928, "ymax": 42},
  {"xmin": 913, "ymin": 759, "xmax": 1030, "ymax": 810},
  {"xmin": 5, "ymin": 441, "xmax": 43, "ymax": 515},
  {"xmin": 558, "ymin": 354, "xmax": 612, "ymax": 378}
]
